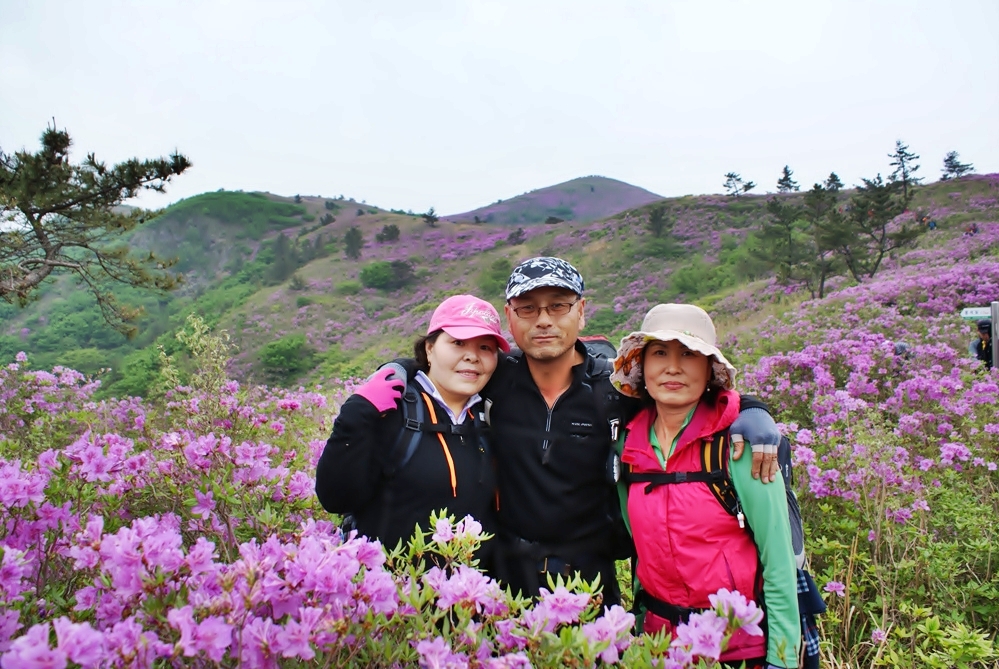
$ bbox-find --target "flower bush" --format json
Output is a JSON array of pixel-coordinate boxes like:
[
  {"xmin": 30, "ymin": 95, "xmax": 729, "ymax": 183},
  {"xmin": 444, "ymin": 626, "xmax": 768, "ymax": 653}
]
[
  {"xmin": 734, "ymin": 245, "xmax": 999, "ymax": 666},
  {"xmin": 0, "ymin": 323, "xmax": 765, "ymax": 668}
]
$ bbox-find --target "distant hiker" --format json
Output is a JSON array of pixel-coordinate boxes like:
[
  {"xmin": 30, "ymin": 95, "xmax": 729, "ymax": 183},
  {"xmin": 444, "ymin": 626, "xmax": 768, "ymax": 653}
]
[
  {"xmin": 612, "ymin": 304, "xmax": 801, "ymax": 668},
  {"xmin": 969, "ymin": 319, "xmax": 993, "ymax": 369},
  {"xmin": 390, "ymin": 257, "xmax": 784, "ymax": 607},
  {"xmin": 315, "ymin": 295, "xmax": 509, "ymax": 568}
]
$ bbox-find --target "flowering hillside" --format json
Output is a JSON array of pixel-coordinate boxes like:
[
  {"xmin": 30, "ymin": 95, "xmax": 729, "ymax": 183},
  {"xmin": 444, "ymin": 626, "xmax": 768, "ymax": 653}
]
[{"xmin": 2, "ymin": 181, "xmax": 998, "ymax": 666}]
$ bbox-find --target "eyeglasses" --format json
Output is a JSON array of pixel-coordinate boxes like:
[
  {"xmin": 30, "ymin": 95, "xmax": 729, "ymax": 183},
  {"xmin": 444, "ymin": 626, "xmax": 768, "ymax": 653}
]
[{"xmin": 510, "ymin": 300, "xmax": 579, "ymax": 319}]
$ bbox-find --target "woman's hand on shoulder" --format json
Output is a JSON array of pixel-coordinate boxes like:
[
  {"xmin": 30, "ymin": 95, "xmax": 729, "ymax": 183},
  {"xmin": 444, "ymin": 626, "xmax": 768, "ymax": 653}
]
[{"xmin": 355, "ymin": 366, "xmax": 405, "ymax": 412}]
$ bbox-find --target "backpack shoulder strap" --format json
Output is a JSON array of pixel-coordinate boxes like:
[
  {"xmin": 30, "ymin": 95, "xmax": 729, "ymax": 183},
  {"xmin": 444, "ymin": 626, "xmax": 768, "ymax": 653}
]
[
  {"xmin": 383, "ymin": 378, "xmax": 427, "ymax": 477},
  {"xmin": 586, "ymin": 356, "xmax": 624, "ymax": 442},
  {"xmin": 701, "ymin": 431, "xmax": 740, "ymax": 517}
]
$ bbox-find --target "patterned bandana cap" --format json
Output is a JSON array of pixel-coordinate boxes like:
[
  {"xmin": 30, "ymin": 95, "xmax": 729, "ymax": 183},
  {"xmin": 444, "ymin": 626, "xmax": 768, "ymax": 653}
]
[
  {"xmin": 611, "ymin": 303, "xmax": 737, "ymax": 398},
  {"xmin": 505, "ymin": 257, "xmax": 584, "ymax": 300}
]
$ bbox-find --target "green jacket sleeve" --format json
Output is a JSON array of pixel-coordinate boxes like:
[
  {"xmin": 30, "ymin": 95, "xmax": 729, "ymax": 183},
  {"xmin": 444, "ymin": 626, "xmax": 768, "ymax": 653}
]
[{"xmin": 730, "ymin": 445, "xmax": 801, "ymax": 668}]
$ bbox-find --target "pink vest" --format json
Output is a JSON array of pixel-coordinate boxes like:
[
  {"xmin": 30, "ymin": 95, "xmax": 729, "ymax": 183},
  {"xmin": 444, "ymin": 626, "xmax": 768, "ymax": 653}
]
[{"xmin": 622, "ymin": 392, "xmax": 766, "ymax": 661}]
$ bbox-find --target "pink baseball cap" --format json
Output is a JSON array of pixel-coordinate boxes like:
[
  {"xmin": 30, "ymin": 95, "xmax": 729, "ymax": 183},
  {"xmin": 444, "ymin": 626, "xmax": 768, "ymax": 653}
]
[{"xmin": 428, "ymin": 295, "xmax": 511, "ymax": 352}]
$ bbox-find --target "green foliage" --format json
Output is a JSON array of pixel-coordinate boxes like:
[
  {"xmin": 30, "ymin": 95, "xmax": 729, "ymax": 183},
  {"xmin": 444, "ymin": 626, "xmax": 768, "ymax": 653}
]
[
  {"xmin": 0, "ymin": 124, "xmax": 191, "ymax": 335},
  {"xmin": 336, "ymin": 280, "xmax": 362, "ymax": 295},
  {"xmin": 941, "ymin": 151, "xmax": 974, "ymax": 180},
  {"xmin": 544, "ymin": 216, "xmax": 565, "ymax": 225},
  {"xmin": 51, "ymin": 348, "xmax": 109, "ymax": 376},
  {"xmin": 264, "ymin": 234, "xmax": 297, "ymax": 285},
  {"xmin": 478, "ymin": 258, "xmax": 513, "ymax": 299},
  {"xmin": 806, "ymin": 436, "xmax": 999, "ymax": 667},
  {"xmin": 582, "ymin": 307, "xmax": 629, "ymax": 337},
  {"xmin": 776, "ymin": 165, "xmax": 799, "ymax": 193},
  {"xmin": 359, "ymin": 261, "xmax": 416, "ymax": 291},
  {"xmin": 164, "ymin": 190, "xmax": 306, "ymax": 240},
  {"xmin": 104, "ymin": 347, "xmax": 161, "ymax": 398},
  {"xmin": 259, "ymin": 334, "xmax": 314, "ymax": 384},
  {"xmin": 723, "ymin": 172, "xmax": 756, "ymax": 197},
  {"xmin": 507, "ymin": 228, "xmax": 526, "ymax": 246},
  {"xmin": 422, "ymin": 207, "xmax": 439, "ymax": 228},
  {"xmin": 375, "ymin": 224, "xmax": 400, "ymax": 243},
  {"xmin": 668, "ymin": 255, "xmax": 737, "ymax": 298},
  {"xmin": 344, "ymin": 226, "xmax": 363, "ymax": 259},
  {"xmin": 646, "ymin": 206, "xmax": 672, "ymax": 238},
  {"xmin": 888, "ymin": 139, "xmax": 922, "ymax": 202},
  {"xmin": 835, "ymin": 174, "xmax": 923, "ymax": 280},
  {"xmin": 637, "ymin": 236, "xmax": 684, "ymax": 261},
  {"xmin": 324, "ymin": 200, "xmax": 340, "ymax": 211},
  {"xmin": 753, "ymin": 196, "xmax": 813, "ymax": 285}
]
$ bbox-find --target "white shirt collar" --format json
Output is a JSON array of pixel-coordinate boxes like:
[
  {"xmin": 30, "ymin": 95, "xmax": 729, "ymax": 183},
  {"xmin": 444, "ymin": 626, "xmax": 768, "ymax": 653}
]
[{"xmin": 415, "ymin": 371, "xmax": 480, "ymax": 424}]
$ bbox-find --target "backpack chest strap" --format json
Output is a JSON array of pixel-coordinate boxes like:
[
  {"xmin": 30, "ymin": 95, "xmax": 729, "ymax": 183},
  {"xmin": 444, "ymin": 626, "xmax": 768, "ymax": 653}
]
[{"xmin": 623, "ymin": 469, "xmax": 728, "ymax": 494}]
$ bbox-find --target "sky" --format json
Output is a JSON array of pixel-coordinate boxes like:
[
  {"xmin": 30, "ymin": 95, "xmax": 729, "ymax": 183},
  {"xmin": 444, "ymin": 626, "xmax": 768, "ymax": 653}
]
[{"xmin": 2, "ymin": 0, "xmax": 997, "ymax": 215}]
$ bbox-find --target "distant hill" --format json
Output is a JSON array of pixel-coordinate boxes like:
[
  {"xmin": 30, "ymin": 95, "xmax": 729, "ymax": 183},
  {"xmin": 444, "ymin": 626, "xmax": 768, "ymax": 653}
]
[
  {"xmin": 2, "ymin": 174, "xmax": 996, "ymax": 398},
  {"xmin": 443, "ymin": 176, "xmax": 663, "ymax": 225}
]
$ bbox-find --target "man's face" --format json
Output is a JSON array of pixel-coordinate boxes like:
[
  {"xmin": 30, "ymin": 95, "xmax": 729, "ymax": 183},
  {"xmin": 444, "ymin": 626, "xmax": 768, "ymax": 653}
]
[
  {"xmin": 981, "ymin": 329, "xmax": 991, "ymax": 342},
  {"xmin": 505, "ymin": 287, "xmax": 585, "ymax": 361}
]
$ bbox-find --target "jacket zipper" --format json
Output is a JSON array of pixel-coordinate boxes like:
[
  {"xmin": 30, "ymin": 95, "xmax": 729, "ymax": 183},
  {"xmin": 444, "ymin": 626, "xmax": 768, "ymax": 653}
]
[{"xmin": 420, "ymin": 394, "xmax": 457, "ymax": 497}]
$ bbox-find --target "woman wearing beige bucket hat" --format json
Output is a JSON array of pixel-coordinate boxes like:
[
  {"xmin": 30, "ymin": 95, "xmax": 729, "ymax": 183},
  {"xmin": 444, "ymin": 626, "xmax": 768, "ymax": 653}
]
[{"xmin": 611, "ymin": 304, "xmax": 800, "ymax": 669}]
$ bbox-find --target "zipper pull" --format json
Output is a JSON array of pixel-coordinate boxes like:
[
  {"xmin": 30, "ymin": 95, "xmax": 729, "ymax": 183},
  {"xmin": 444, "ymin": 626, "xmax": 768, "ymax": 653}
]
[{"xmin": 737, "ymin": 511, "xmax": 745, "ymax": 529}]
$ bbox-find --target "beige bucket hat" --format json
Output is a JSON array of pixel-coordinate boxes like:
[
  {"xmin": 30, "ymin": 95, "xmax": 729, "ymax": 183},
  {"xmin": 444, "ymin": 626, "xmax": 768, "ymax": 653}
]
[{"xmin": 611, "ymin": 303, "xmax": 737, "ymax": 398}]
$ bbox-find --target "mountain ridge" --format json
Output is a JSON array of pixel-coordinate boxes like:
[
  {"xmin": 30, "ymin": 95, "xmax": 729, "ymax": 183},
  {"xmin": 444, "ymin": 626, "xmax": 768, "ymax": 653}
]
[{"xmin": 1, "ymin": 174, "xmax": 997, "ymax": 397}]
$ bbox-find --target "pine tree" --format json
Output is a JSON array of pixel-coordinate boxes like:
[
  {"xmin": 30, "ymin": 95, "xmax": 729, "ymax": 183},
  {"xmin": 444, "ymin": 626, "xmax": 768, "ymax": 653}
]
[
  {"xmin": 0, "ymin": 124, "xmax": 190, "ymax": 335},
  {"xmin": 646, "ymin": 206, "xmax": 672, "ymax": 237},
  {"xmin": 723, "ymin": 172, "xmax": 755, "ymax": 197},
  {"xmin": 344, "ymin": 226, "xmax": 363, "ymax": 259},
  {"xmin": 422, "ymin": 207, "xmax": 439, "ymax": 228},
  {"xmin": 941, "ymin": 151, "xmax": 974, "ymax": 180},
  {"xmin": 824, "ymin": 172, "xmax": 844, "ymax": 192},
  {"xmin": 888, "ymin": 140, "xmax": 922, "ymax": 203},
  {"xmin": 265, "ymin": 234, "xmax": 295, "ymax": 284},
  {"xmin": 776, "ymin": 165, "xmax": 799, "ymax": 193},
  {"xmin": 755, "ymin": 196, "xmax": 810, "ymax": 285},
  {"xmin": 801, "ymin": 183, "xmax": 843, "ymax": 298},
  {"xmin": 836, "ymin": 174, "xmax": 923, "ymax": 280}
]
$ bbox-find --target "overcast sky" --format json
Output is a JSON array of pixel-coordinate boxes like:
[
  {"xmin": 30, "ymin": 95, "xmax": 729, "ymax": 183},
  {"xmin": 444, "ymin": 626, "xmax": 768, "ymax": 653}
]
[{"xmin": 2, "ymin": 0, "xmax": 997, "ymax": 214}]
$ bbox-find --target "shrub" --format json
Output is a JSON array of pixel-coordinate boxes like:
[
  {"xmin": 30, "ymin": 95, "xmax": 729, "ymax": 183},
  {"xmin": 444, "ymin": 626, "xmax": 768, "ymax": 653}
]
[
  {"xmin": 478, "ymin": 258, "xmax": 513, "ymax": 299},
  {"xmin": 336, "ymin": 280, "xmax": 362, "ymax": 295},
  {"xmin": 259, "ymin": 334, "xmax": 313, "ymax": 383},
  {"xmin": 360, "ymin": 260, "xmax": 415, "ymax": 291},
  {"xmin": 375, "ymin": 224, "xmax": 400, "ymax": 243}
]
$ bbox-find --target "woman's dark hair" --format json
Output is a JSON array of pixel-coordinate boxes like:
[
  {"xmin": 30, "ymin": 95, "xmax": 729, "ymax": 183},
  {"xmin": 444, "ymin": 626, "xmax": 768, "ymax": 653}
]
[{"xmin": 414, "ymin": 330, "xmax": 444, "ymax": 372}]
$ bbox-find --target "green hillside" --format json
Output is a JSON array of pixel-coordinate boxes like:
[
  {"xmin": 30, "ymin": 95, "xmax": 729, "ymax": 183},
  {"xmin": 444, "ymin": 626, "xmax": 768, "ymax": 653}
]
[{"xmin": 1, "ymin": 175, "xmax": 997, "ymax": 399}]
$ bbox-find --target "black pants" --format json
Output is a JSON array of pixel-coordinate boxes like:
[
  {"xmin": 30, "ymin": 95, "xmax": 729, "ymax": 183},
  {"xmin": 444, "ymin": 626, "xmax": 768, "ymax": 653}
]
[{"xmin": 494, "ymin": 539, "xmax": 621, "ymax": 608}]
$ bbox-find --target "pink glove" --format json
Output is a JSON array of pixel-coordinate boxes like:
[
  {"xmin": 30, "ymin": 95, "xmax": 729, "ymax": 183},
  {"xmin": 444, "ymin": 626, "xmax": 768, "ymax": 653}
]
[{"xmin": 355, "ymin": 367, "xmax": 405, "ymax": 412}]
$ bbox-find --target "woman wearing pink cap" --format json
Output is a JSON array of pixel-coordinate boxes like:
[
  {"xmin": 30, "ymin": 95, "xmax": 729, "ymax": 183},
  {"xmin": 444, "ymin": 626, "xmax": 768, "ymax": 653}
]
[{"xmin": 316, "ymin": 295, "xmax": 510, "ymax": 557}]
